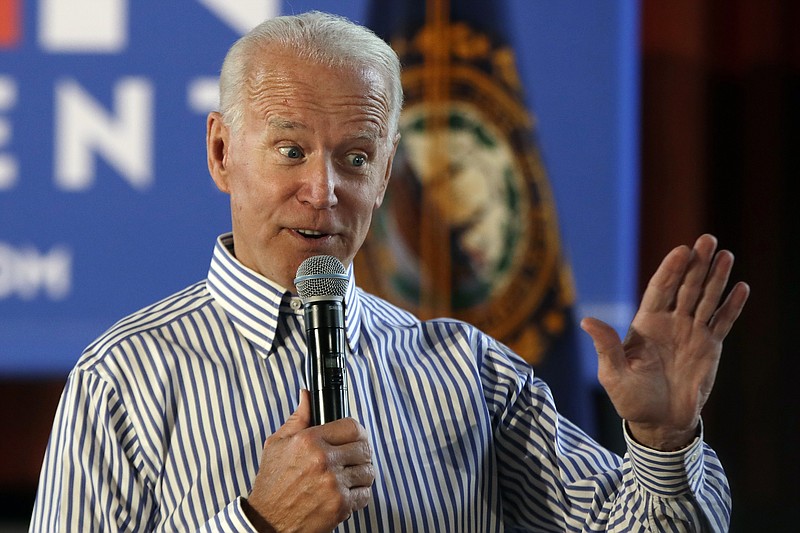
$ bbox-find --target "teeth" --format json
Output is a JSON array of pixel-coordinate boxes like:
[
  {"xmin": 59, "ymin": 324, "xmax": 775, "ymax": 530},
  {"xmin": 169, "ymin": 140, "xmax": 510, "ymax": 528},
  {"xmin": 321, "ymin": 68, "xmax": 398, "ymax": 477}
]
[{"xmin": 297, "ymin": 229, "xmax": 323, "ymax": 236}]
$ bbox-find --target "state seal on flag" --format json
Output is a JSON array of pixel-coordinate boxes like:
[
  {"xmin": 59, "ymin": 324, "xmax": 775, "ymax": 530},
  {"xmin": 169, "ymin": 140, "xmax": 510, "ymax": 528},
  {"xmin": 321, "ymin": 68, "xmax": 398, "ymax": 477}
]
[{"xmin": 356, "ymin": 20, "xmax": 575, "ymax": 364}]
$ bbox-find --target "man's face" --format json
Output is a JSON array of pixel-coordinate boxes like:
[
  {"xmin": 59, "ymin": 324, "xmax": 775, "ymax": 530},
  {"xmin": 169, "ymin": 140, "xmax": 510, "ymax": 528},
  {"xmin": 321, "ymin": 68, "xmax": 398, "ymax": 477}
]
[{"xmin": 207, "ymin": 46, "xmax": 399, "ymax": 290}]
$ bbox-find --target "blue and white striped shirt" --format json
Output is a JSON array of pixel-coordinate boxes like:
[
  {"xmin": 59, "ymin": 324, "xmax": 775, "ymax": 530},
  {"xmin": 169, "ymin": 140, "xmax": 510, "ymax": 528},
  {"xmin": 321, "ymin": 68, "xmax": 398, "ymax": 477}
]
[{"xmin": 31, "ymin": 234, "xmax": 731, "ymax": 532}]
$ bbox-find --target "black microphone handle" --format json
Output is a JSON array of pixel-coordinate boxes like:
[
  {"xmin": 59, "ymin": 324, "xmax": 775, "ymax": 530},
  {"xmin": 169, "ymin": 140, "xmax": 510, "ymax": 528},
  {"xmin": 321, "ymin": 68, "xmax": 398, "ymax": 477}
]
[{"xmin": 303, "ymin": 298, "xmax": 349, "ymax": 426}]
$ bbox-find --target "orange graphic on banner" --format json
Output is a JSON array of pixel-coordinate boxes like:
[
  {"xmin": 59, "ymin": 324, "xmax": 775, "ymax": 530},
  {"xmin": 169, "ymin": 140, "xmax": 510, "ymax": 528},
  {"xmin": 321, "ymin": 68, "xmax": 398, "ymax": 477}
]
[{"xmin": 0, "ymin": 0, "xmax": 21, "ymax": 48}]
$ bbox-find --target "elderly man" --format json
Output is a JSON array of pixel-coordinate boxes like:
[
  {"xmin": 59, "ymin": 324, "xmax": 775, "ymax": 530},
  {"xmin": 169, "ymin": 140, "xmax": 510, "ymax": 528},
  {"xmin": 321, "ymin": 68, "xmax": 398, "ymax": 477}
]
[{"xmin": 31, "ymin": 11, "xmax": 748, "ymax": 532}]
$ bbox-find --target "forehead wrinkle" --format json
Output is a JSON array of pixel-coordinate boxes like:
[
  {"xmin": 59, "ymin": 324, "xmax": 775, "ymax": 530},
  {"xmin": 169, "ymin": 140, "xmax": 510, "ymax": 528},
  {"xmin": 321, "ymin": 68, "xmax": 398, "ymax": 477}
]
[
  {"xmin": 247, "ymin": 77, "xmax": 295, "ymax": 125},
  {"xmin": 245, "ymin": 66, "xmax": 392, "ymax": 137},
  {"xmin": 321, "ymin": 93, "xmax": 390, "ymax": 141}
]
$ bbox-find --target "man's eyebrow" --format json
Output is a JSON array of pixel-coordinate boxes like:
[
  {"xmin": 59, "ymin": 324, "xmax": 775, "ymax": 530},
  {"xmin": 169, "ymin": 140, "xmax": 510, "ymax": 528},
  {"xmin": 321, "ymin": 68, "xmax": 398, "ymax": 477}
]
[
  {"xmin": 265, "ymin": 117, "xmax": 384, "ymax": 143},
  {"xmin": 351, "ymin": 129, "xmax": 381, "ymax": 143},
  {"xmin": 267, "ymin": 117, "xmax": 307, "ymax": 130}
]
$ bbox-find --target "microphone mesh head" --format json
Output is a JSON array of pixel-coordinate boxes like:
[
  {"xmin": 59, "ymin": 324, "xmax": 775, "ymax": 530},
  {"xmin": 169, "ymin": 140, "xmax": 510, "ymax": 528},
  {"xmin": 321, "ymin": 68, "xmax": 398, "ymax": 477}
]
[{"xmin": 294, "ymin": 255, "xmax": 348, "ymax": 299}]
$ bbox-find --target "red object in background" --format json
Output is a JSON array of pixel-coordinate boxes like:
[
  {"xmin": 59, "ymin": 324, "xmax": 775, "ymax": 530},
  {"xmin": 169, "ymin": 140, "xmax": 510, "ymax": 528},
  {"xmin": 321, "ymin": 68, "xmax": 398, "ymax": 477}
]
[{"xmin": 0, "ymin": 0, "xmax": 21, "ymax": 48}]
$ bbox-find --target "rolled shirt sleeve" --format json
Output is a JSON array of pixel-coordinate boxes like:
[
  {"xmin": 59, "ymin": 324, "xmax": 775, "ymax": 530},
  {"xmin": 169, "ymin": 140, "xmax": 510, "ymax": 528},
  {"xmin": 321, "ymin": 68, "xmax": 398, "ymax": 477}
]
[
  {"xmin": 487, "ymin": 340, "xmax": 731, "ymax": 532},
  {"xmin": 623, "ymin": 420, "xmax": 731, "ymax": 531}
]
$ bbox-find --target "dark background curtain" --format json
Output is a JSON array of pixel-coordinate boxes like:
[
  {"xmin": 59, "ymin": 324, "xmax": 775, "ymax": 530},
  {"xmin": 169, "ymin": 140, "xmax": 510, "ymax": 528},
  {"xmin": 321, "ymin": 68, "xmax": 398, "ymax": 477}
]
[
  {"xmin": 641, "ymin": 0, "xmax": 798, "ymax": 530},
  {"xmin": 1, "ymin": 1, "xmax": 797, "ymax": 530}
]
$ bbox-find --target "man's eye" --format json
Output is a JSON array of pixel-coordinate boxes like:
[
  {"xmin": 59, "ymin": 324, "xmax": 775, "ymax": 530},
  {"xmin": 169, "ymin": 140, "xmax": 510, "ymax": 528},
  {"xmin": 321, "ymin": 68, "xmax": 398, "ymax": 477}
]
[
  {"xmin": 278, "ymin": 146, "xmax": 303, "ymax": 159},
  {"xmin": 347, "ymin": 154, "xmax": 367, "ymax": 167}
]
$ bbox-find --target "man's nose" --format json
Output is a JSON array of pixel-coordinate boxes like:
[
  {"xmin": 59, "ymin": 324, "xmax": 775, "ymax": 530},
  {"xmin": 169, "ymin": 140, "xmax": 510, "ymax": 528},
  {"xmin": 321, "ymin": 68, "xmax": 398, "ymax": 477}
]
[{"xmin": 298, "ymin": 157, "xmax": 338, "ymax": 209}]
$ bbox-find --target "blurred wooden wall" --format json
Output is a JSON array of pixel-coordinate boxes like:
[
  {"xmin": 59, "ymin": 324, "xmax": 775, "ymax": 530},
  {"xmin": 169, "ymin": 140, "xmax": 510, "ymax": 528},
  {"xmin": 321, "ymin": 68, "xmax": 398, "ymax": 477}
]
[
  {"xmin": 641, "ymin": 0, "xmax": 798, "ymax": 530},
  {"xmin": 0, "ymin": 379, "xmax": 62, "ymax": 521}
]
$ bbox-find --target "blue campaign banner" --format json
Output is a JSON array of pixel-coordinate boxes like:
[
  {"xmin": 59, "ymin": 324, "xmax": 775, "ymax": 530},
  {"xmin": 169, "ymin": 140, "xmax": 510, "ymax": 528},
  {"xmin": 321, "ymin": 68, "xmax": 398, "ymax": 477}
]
[{"xmin": 0, "ymin": 0, "xmax": 638, "ymax": 380}]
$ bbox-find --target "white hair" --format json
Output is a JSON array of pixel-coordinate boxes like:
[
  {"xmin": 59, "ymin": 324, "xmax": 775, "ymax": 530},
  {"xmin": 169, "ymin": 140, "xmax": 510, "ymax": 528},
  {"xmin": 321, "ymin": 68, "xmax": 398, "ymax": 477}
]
[{"xmin": 218, "ymin": 11, "xmax": 403, "ymax": 137}]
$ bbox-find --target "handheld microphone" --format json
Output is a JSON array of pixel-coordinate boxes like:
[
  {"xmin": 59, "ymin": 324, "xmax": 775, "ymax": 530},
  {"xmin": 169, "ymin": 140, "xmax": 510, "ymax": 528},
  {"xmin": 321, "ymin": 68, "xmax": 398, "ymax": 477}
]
[{"xmin": 294, "ymin": 255, "xmax": 350, "ymax": 426}]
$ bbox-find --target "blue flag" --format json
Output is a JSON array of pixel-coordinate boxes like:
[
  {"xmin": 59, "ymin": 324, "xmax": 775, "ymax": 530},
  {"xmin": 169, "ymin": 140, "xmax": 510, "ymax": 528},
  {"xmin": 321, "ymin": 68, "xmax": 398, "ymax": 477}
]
[{"xmin": 357, "ymin": 0, "xmax": 593, "ymax": 430}]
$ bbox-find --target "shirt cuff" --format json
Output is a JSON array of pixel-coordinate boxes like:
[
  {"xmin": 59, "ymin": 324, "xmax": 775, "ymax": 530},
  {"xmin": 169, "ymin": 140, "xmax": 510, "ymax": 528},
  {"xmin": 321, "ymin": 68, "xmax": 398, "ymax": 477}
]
[
  {"xmin": 623, "ymin": 419, "xmax": 705, "ymax": 498},
  {"xmin": 195, "ymin": 497, "xmax": 259, "ymax": 532}
]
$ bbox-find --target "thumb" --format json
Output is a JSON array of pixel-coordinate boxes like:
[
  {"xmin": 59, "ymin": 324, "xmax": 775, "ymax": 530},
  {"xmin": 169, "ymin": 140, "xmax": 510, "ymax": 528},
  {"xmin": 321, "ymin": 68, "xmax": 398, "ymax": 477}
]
[
  {"xmin": 275, "ymin": 389, "xmax": 312, "ymax": 438},
  {"xmin": 580, "ymin": 317, "xmax": 626, "ymax": 375}
]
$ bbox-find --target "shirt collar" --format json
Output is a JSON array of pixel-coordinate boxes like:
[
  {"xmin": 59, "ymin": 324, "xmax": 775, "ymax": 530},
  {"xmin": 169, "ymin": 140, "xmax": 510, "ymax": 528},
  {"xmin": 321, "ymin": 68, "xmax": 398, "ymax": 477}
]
[{"xmin": 207, "ymin": 233, "xmax": 361, "ymax": 357}]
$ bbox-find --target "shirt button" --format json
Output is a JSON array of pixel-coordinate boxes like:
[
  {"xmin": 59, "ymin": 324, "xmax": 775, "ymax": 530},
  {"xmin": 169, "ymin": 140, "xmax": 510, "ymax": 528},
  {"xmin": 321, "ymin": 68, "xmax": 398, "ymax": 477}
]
[{"xmin": 290, "ymin": 298, "xmax": 302, "ymax": 311}]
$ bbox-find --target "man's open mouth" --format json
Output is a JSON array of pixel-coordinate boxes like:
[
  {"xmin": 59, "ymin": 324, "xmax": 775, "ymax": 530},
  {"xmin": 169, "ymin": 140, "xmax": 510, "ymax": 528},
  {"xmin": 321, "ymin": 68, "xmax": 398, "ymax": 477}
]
[{"xmin": 296, "ymin": 229, "xmax": 327, "ymax": 239}]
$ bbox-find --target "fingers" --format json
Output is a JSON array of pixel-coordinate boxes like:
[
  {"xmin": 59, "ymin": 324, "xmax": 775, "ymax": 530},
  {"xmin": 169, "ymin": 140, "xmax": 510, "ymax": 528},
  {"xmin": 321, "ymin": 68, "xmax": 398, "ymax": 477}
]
[
  {"xmin": 581, "ymin": 317, "xmax": 626, "ymax": 380},
  {"xmin": 709, "ymin": 281, "xmax": 750, "ymax": 339},
  {"xmin": 331, "ymin": 436, "xmax": 373, "ymax": 468},
  {"xmin": 252, "ymin": 405, "xmax": 374, "ymax": 531},
  {"xmin": 328, "ymin": 456, "xmax": 374, "ymax": 521},
  {"xmin": 672, "ymin": 236, "xmax": 747, "ymax": 336},
  {"xmin": 316, "ymin": 425, "xmax": 375, "ymax": 521},
  {"xmin": 315, "ymin": 458, "xmax": 374, "ymax": 524},
  {"xmin": 323, "ymin": 424, "xmax": 374, "ymax": 496},
  {"xmin": 343, "ymin": 461, "xmax": 376, "ymax": 490},
  {"xmin": 580, "ymin": 317, "xmax": 622, "ymax": 357},
  {"xmin": 641, "ymin": 235, "xmax": 744, "ymax": 326},
  {"xmin": 674, "ymin": 234, "xmax": 718, "ymax": 315},
  {"xmin": 320, "ymin": 416, "xmax": 370, "ymax": 447},
  {"xmin": 271, "ymin": 389, "xmax": 312, "ymax": 439},
  {"xmin": 639, "ymin": 243, "xmax": 692, "ymax": 313},
  {"xmin": 349, "ymin": 486, "xmax": 373, "ymax": 514},
  {"xmin": 693, "ymin": 249, "xmax": 733, "ymax": 324}
]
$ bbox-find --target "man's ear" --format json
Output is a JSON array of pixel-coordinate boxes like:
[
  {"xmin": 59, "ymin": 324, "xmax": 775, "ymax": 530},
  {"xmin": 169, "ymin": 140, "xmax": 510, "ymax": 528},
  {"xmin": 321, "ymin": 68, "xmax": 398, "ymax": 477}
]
[
  {"xmin": 375, "ymin": 132, "xmax": 401, "ymax": 208},
  {"xmin": 207, "ymin": 112, "xmax": 231, "ymax": 194}
]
